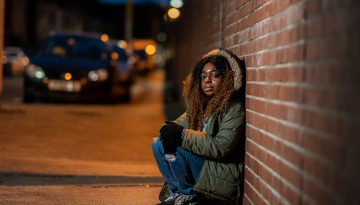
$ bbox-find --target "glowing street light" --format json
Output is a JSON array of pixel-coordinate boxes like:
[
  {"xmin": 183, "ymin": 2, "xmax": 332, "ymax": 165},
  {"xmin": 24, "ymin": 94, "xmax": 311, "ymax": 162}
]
[
  {"xmin": 167, "ymin": 8, "xmax": 180, "ymax": 19},
  {"xmin": 64, "ymin": 73, "xmax": 72, "ymax": 81},
  {"xmin": 145, "ymin": 45, "xmax": 156, "ymax": 55}
]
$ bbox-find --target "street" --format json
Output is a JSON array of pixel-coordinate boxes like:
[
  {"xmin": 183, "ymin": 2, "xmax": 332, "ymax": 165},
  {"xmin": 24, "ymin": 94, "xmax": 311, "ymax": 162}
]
[{"xmin": 0, "ymin": 70, "xmax": 166, "ymax": 204}]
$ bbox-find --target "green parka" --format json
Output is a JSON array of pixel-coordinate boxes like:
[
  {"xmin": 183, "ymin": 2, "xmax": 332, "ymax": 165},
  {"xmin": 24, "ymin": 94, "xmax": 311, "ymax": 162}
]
[
  {"xmin": 159, "ymin": 48, "xmax": 246, "ymax": 204},
  {"xmin": 159, "ymin": 99, "xmax": 245, "ymax": 203}
]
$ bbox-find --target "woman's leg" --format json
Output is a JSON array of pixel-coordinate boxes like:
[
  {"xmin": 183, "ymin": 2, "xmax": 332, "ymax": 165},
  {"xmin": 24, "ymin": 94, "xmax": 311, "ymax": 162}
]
[
  {"xmin": 168, "ymin": 146, "xmax": 204, "ymax": 199},
  {"xmin": 152, "ymin": 137, "xmax": 179, "ymax": 194},
  {"xmin": 152, "ymin": 137, "xmax": 205, "ymax": 199}
]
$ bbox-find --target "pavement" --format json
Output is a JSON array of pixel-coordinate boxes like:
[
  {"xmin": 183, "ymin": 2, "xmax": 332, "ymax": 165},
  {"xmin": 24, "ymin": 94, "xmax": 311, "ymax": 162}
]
[{"xmin": 0, "ymin": 70, "xmax": 167, "ymax": 204}]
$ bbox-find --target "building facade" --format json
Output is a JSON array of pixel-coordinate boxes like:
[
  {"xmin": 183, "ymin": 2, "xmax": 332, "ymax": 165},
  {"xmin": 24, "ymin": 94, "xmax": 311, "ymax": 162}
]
[{"xmin": 167, "ymin": 0, "xmax": 360, "ymax": 204}]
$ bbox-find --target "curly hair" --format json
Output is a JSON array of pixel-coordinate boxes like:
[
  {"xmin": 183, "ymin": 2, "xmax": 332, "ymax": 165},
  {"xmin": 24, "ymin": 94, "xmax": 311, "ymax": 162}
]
[{"xmin": 183, "ymin": 54, "xmax": 236, "ymax": 130}]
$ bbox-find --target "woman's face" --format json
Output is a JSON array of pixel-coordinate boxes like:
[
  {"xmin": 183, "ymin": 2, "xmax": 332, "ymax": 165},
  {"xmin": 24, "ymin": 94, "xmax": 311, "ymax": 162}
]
[{"xmin": 201, "ymin": 63, "xmax": 223, "ymax": 97}]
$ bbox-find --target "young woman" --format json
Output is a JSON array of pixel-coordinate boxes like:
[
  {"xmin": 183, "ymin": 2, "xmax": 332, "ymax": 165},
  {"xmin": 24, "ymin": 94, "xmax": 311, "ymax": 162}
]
[{"xmin": 152, "ymin": 48, "xmax": 246, "ymax": 205}]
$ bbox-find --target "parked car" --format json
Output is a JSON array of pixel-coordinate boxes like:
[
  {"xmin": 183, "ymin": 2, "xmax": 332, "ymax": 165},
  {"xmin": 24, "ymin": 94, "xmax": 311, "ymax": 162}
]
[
  {"xmin": 23, "ymin": 32, "xmax": 132, "ymax": 103},
  {"xmin": 3, "ymin": 47, "xmax": 29, "ymax": 76}
]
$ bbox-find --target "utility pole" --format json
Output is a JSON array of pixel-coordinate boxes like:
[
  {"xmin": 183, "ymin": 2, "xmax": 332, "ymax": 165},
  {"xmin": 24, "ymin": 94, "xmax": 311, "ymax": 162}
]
[
  {"xmin": 0, "ymin": 0, "xmax": 5, "ymax": 110},
  {"xmin": 125, "ymin": 0, "xmax": 133, "ymax": 42}
]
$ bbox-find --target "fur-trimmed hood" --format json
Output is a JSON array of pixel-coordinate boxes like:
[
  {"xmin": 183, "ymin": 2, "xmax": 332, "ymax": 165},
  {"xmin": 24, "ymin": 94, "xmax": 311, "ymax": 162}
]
[
  {"xmin": 182, "ymin": 48, "xmax": 245, "ymax": 131},
  {"xmin": 202, "ymin": 48, "xmax": 244, "ymax": 91}
]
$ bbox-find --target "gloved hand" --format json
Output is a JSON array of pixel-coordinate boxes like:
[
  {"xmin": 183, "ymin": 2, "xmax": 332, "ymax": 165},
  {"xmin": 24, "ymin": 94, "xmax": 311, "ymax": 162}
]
[{"xmin": 160, "ymin": 121, "xmax": 184, "ymax": 154}]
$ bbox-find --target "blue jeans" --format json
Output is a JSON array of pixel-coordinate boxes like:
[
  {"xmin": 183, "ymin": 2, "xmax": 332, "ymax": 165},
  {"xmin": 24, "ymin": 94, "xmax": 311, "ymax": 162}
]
[{"xmin": 152, "ymin": 137, "xmax": 205, "ymax": 199}]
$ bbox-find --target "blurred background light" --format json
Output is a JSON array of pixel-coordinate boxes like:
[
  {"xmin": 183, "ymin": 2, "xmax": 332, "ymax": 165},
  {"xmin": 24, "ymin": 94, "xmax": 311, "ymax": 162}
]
[
  {"xmin": 145, "ymin": 44, "xmax": 156, "ymax": 55},
  {"xmin": 156, "ymin": 32, "xmax": 167, "ymax": 42},
  {"xmin": 170, "ymin": 0, "xmax": 183, "ymax": 8},
  {"xmin": 34, "ymin": 70, "xmax": 45, "ymax": 79},
  {"xmin": 117, "ymin": 40, "xmax": 128, "ymax": 48},
  {"xmin": 111, "ymin": 52, "xmax": 119, "ymax": 60},
  {"xmin": 43, "ymin": 77, "xmax": 49, "ymax": 84},
  {"xmin": 64, "ymin": 73, "xmax": 72, "ymax": 80},
  {"xmin": 101, "ymin": 34, "xmax": 109, "ymax": 42},
  {"xmin": 167, "ymin": 8, "xmax": 180, "ymax": 19},
  {"xmin": 67, "ymin": 38, "xmax": 75, "ymax": 46}
]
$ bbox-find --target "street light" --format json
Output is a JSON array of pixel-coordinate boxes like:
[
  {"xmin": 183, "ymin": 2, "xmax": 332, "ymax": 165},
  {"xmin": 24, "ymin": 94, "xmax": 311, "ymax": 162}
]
[
  {"xmin": 167, "ymin": 8, "xmax": 180, "ymax": 19},
  {"xmin": 145, "ymin": 45, "xmax": 156, "ymax": 55}
]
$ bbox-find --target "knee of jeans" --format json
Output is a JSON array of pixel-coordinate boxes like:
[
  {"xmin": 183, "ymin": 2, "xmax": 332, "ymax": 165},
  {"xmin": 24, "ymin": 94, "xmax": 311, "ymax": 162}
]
[
  {"xmin": 176, "ymin": 146, "xmax": 203, "ymax": 162},
  {"xmin": 152, "ymin": 137, "xmax": 163, "ymax": 155}
]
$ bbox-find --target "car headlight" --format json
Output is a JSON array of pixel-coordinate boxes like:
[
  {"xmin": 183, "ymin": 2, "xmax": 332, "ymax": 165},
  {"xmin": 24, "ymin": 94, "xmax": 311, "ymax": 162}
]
[
  {"xmin": 26, "ymin": 64, "xmax": 45, "ymax": 79},
  {"xmin": 88, "ymin": 68, "xmax": 108, "ymax": 82}
]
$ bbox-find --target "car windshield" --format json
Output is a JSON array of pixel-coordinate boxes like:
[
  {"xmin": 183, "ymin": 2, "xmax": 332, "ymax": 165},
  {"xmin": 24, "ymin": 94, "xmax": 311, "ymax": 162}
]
[{"xmin": 42, "ymin": 36, "xmax": 108, "ymax": 61}]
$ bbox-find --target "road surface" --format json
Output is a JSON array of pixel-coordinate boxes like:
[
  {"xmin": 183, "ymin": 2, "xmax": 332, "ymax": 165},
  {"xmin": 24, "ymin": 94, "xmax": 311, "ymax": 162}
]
[{"xmin": 0, "ymin": 70, "xmax": 166, "ymax": 204}]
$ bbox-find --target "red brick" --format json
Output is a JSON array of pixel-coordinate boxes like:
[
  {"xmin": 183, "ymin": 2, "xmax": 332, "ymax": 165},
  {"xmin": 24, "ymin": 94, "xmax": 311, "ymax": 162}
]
[
  {"xmin": 244, "ymin": 179, "xmax": 268, "ymax": 205},
  {"xmin": 246, "ymin": 139, "xmax": 302, "ymax": 189},
  {"xmin": 237, "ymin": 1, "xmax": 252, "ymax": 20},
  {"xmin": 244, "ymin": 43, "xmax": 303, "ymax": 67},
  {"xmin": 303, "ymin": 174, "xmax": 342, "ymax": 205},
  {"xmin": 246, "ymin": 83, "xmax": 301, "ymax": 101},
  {"xmin": 245, "ymin": 152, "xmax": 301, "ymax": 204},
  {"xmin": 245, "ymin": 166, "xmax": 283, "ymax": 205},
  {"xmin": 247, "ymin": 92, "xmax": 350, "ymax": 139},
  {"xmin": 269, "ymin": 1, "xmax": 305, "ymax": 31},
  {"xmin": 306, "ymin": 0, "xmax": 321, "ymax": 17},
  {"xmin": 223, "ymin": 0, "xmax": 236, "ymax": 16},
  {"xmin": 249, "ymin": 2, "xmax": 271, "ymax": 25},
  {"xmin": 253, "ymin": 0, "xmax": 269, "ymax": 10},
  {"xmin": 247, "ymin": 125, "xmax": 303, "ymax": 173},
  {"xmin": 237, "ymin": 16, "xmax": 251, "ymax": 32},
  {"xmin": 247, "ymin": 66, "xmax": 305, "ymax": 82},
  {"xmin": 303, "ymin": 132, "xmax": 342, "ymax": 166},
  {"xmin": 236, "ymin": 0, "xmax": 249, "ymax": 9},
  {"xmin": 243, "ymin": 195, "xmax": 253, "ymax": 205},
  {"xmin": 305, "ymin": 16, "xmax": 326, "ymax": 39},
  {"xmin": 246, "ymin": 110, "xmax": 302, "ymax": 145}
]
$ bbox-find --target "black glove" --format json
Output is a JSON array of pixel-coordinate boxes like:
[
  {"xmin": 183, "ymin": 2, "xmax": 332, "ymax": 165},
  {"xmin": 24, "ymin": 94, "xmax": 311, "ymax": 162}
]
[{"xmin": 160, "ymin": 121, "xmax": 184, "ymax": 154}]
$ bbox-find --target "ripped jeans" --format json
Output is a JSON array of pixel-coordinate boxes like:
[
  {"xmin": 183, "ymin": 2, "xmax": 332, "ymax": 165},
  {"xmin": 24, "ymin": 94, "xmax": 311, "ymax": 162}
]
[{"xmin": 152, "ymin": 137, "xmax": 205, "ymax": 200}]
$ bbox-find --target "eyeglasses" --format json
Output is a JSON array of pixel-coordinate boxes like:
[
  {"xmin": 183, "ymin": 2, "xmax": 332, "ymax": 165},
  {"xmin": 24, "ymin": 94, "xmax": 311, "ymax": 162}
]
[{"xmin": 201, "ymin": 72, "xmax": 221, "ymax": 81}]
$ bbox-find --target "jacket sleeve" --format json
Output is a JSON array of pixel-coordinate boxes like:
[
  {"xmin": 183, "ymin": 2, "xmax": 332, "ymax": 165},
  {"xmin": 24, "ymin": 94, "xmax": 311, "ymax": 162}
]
[
  {"xmin": 175, "ymin": 112, "xmax": 187, "ymax": 127},
  {"xmin": 181, "ymin": 102, "xmax": 245, "ymax": 160}
]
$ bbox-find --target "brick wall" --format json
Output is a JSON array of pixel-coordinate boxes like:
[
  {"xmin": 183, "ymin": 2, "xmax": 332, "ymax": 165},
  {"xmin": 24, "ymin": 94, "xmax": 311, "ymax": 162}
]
[
  {"xmin": 168, "ymin": 0, "xmax": 360, "ymax": 204},
  {"xmin": 0, "ymin": 0, "xmax": 5, "ymax": 109}
]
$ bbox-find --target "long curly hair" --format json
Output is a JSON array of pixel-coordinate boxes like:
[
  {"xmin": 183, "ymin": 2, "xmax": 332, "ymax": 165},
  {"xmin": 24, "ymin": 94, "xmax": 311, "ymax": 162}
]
[{"xmin": 183, "ymin": 54, "xmax": 236, "ymax": 130}]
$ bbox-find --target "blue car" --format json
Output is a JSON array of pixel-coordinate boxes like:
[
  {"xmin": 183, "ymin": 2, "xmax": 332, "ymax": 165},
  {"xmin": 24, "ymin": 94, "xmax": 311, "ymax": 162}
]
[{"xmin": 23, "ymin": 32, "xmax": 133, "ymax": 103}]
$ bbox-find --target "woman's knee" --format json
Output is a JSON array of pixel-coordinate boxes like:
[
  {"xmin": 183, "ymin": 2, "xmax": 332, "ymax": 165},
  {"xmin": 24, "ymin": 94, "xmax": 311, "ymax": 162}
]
[
  {"xmin": 152, "ymin": 137, "xmax": 163, "ymax": 155},
  {"xmin": 177, "ymin": 146, "xmax": 204, "ymax": 163}
]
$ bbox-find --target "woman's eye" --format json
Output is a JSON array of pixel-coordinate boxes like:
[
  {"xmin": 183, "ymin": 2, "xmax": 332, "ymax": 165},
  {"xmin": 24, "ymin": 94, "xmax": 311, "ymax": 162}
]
[
  {"xmin": 201, "ymin": 74, "xmax": 206, "ymax": 80},
  {"xmin": 211, "ymin": 73, "xmax": 219, "ymax": 78}
]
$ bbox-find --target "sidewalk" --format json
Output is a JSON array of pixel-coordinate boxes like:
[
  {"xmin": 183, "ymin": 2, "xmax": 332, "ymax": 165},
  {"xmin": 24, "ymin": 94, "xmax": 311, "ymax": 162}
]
[{"xmin": 0, "ymin": 70, "xmax": 166, "ymax": 204}]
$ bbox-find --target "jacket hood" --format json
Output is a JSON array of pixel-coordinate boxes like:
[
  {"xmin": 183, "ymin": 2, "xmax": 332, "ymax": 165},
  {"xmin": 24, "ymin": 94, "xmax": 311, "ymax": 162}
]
[{"xmin": 202, "ymin": 48, "xmax": 243, "ymax": 91}]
